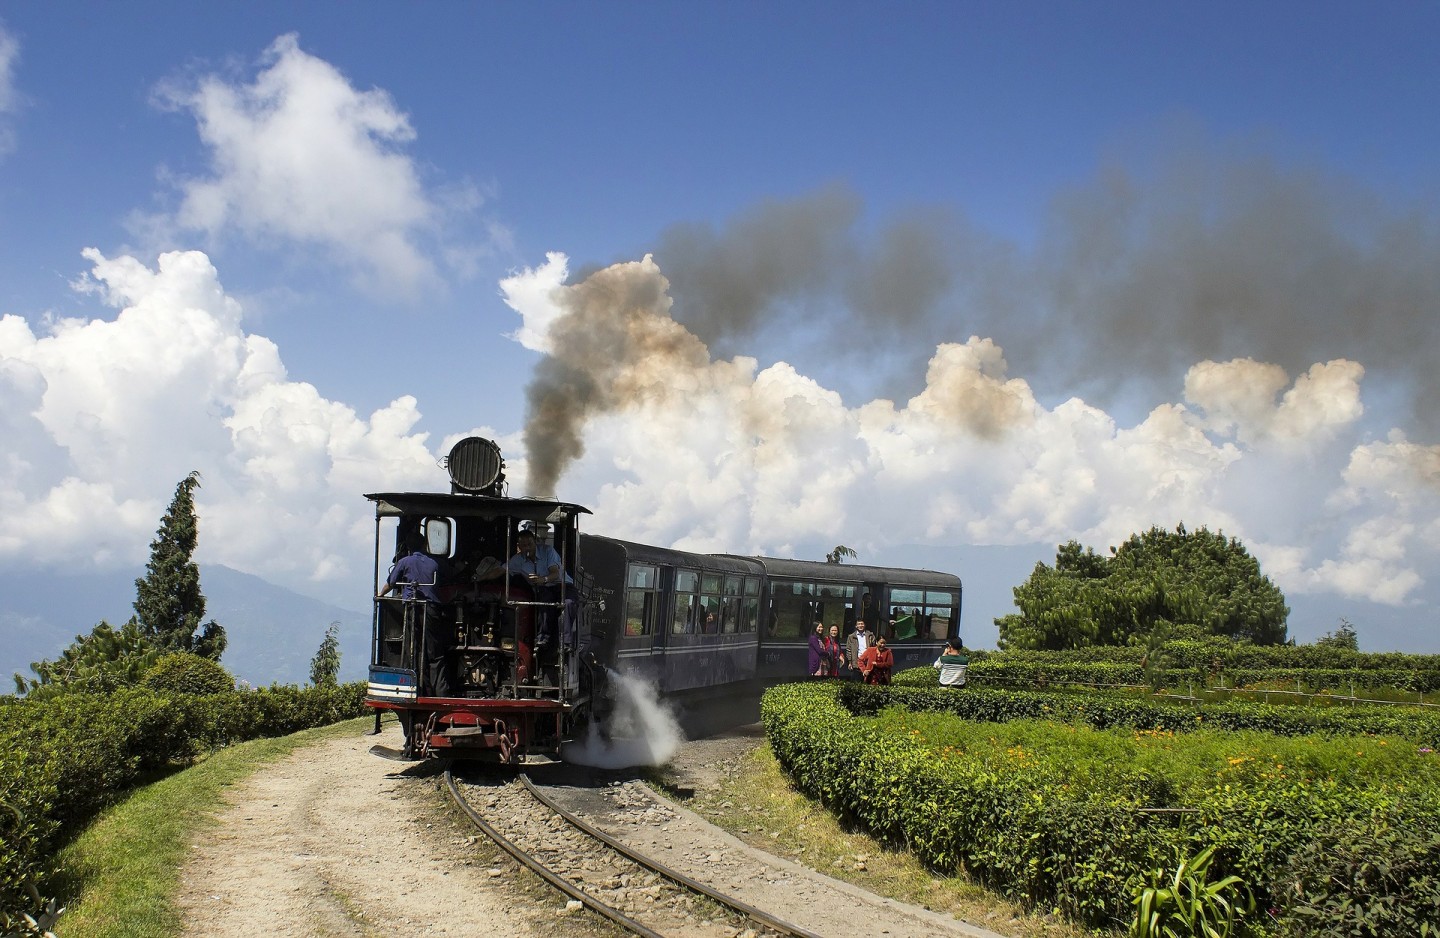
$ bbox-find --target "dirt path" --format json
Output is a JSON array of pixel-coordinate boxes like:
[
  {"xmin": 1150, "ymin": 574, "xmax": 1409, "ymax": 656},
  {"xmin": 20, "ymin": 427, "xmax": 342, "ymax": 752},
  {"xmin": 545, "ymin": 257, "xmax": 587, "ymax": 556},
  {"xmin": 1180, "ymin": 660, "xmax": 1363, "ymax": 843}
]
[
  {"xmin": 177, "ymin": 722, "xmax": 1005, "ymax": 937},
  {"xmin": 176, "ymin": 723, "xmax": 557, "ymax": 937}
]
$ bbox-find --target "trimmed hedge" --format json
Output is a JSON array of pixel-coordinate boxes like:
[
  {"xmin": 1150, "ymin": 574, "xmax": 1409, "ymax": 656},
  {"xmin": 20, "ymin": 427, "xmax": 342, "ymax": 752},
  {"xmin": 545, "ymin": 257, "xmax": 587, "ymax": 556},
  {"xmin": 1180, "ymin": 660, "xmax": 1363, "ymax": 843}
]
[
  {"xmin": 0, "ymin": 682, "xmax": 366, "ymax": 921},
  {"xmin": 868, "ymin": 681, "xmax": 1440, "ymax": 748},
  {"xmin": 762, "ymin": 681, "xmax": 1440, "ymax": 933},
  {"xmin": 968, "ymin": 643, "xmax": 1440, "ymax": 693}
]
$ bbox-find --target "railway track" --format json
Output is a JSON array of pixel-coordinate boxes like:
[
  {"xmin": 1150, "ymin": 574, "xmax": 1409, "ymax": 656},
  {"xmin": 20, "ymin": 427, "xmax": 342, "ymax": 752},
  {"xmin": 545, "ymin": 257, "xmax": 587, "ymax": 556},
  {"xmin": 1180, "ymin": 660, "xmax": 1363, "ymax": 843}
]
[{"xmin": 444, "ymin": 768, "xmax": 823, "ymax": 938}]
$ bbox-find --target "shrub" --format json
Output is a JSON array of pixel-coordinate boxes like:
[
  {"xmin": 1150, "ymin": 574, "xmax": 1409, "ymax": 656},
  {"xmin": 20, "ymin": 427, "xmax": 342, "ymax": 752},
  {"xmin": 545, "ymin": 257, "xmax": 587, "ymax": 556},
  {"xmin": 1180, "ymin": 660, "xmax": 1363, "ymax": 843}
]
[
  {"xmin": 1130, "ymin": 845, "xmax": 1255, "ymax": 938},
  {"xmin": 141, "ymin": 653, "xmax": 234, "ymax": 696},
  {"xmin": 1274, "ymin": 816, "xmax": 1440, "ymax": 936},
  {"xmin": 762, "ymin": 680, "xmax": 1440, "ymax": 932}
]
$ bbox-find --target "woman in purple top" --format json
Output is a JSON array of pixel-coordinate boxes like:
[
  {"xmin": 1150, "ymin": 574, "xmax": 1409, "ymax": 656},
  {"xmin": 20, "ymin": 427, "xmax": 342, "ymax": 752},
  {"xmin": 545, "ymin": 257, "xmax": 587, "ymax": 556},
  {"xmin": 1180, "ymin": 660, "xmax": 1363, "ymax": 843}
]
[{"xmin": 807, "ymin": 621, "xmax": 829, "ymax": 677}]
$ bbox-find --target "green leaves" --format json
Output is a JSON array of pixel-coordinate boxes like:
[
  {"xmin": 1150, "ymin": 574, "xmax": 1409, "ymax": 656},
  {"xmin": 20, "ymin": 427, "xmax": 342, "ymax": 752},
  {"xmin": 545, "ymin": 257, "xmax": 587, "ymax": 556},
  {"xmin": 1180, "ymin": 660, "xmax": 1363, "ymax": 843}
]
[
  {"xmin": 1130, "ymin": 845, "xmax": 1254, "ymax": 938},
  {"xmin": 0, "ymin": 682, "xmax": 366, "ymax": 925},
  {"xmin": 764, "ymin": 679, "xmax": 1440, "ymax": 933},
  {"xmin": 998, "ymin": 525, "xmax": 1289, "ymax": 650},
  {"xmin": 309, "ymin": 622, "xmax": 342, "ymax": 687}
]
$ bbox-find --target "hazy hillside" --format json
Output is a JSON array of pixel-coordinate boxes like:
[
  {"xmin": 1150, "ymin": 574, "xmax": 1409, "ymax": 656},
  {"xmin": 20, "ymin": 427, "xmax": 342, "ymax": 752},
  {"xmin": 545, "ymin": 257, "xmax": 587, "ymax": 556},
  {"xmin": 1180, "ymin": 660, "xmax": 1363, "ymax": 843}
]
[{"xmin": 2, "ymin": 565, "xmax": 369, "ymax": 688}]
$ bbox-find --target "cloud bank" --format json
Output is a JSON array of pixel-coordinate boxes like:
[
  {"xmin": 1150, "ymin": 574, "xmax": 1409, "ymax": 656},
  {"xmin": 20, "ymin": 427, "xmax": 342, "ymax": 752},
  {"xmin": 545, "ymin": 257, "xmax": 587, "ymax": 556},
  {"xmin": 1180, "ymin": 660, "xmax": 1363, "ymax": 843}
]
[
  {"xmin": 500, "ymin": 251, "xmax": 1440, "ymax": 610},
  {"xmin": 0, "ymin": 249, "xmax": 464, "ymax": 595}
]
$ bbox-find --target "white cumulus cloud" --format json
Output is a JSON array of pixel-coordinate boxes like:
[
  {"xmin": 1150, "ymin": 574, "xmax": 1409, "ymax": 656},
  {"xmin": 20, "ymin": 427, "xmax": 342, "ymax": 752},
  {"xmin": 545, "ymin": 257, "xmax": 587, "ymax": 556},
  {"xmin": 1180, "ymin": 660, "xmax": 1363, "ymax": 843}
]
[
  {"xmin": 0, "ymin": 249, "xmax": 447, "ymax": 597},
  {"xmin": 152, "ymin": 33, "xmax": 487, "ymax": 294}
]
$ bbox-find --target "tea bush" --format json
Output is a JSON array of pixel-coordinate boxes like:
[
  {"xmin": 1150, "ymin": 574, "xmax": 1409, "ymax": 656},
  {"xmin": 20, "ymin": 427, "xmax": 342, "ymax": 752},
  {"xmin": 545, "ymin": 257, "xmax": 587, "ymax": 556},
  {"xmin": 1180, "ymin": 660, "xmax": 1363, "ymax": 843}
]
[
  {"xmin": 953, "ymin": 644, "xmax": 1440, "ymax": 693},
  {"xmin": 141, "ymin": 652, "xmax": 235, "ymax": 695},
  {"xmin": 1275, "ymin": 816, "xmax": 1440, "ymax": 936},
  {"xmin": 762, "ymin": 680, "xmax": 1440, "ymax": 933},
  {"xmin": 857, "ymin": 683, "xmax": 1440, "ymax": 747}
]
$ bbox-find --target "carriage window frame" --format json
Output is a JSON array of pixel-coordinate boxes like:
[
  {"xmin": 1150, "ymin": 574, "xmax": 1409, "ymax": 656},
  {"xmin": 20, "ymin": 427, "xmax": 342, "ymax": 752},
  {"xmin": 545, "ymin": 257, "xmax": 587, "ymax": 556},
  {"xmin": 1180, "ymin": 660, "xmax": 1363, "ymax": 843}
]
[
  {"xmin": 624, "ymin": 562, "xmax": 660, "ymax": 637},
  {"xmin": 672, "ymin": 567, "xmax": 700, "ymax": 634},
  {"xmin": 888, "ymin": 587, "xmax": 957, "ymax": 642}
]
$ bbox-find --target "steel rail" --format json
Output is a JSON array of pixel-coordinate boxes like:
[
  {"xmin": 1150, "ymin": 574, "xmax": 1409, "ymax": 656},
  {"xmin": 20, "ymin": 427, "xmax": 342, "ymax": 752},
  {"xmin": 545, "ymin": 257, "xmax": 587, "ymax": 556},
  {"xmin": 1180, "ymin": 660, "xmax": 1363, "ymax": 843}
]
[
  {"xmin": 519, "ymin": 774, "xmax": 823, "ymax": 938},
  {"xmin": 443, "ymin": 769, "xmax": 664, "ymax": 938}
]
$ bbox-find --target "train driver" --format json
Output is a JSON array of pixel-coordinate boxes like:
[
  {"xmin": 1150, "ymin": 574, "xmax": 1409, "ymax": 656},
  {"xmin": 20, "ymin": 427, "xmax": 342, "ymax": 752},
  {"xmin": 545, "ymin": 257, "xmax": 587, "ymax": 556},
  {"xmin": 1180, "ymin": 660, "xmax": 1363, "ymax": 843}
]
[{"xmin": 479, "ymin": 529, "xmax": 575, "ymax": 652}]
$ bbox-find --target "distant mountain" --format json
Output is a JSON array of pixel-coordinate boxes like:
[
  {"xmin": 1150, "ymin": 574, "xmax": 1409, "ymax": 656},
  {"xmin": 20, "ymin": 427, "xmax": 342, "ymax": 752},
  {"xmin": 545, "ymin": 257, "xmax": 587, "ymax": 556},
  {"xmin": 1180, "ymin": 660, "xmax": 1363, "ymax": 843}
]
[{"xmin": 1, "ymin": 565, "xmax": 370, "ymax": 688}]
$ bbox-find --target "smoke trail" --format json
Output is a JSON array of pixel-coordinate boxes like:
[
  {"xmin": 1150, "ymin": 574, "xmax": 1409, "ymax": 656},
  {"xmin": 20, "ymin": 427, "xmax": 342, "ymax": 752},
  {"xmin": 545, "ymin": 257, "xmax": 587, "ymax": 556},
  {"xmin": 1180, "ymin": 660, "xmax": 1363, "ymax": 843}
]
[
  {"xmin": 518, "ymin": 144, "xmax": 1440, "ymax": 494},
  {"xmin": 562, "ymin": 670, "xmax": 685, "ymax": 769},
  {"xmin": 522, "ymin": 256, "xmax": 710, "ymax": 495}
]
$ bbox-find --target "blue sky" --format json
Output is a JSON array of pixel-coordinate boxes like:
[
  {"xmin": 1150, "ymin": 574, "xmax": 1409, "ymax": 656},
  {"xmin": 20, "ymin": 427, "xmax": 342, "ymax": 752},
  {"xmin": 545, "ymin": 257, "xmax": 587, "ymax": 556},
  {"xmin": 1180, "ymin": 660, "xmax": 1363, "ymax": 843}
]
[{"xmin": 2, "ymin": 2, "xmax": 1438, "ymax": 652}]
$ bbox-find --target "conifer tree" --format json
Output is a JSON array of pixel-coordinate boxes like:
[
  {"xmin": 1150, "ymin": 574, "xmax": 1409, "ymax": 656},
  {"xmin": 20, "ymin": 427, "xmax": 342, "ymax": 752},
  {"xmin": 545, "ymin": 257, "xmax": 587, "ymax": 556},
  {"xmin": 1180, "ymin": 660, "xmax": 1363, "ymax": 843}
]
[
  {"xmin": 310, "ymin": 621, "xmax": 342, "ymax": 687},
  {"xmin": 14, "ymin": 618, "xmax": 162, "ymax": 699},
  {"xmin": 134, "ymin": 471, "xmax": 227, "ymax": 660}
]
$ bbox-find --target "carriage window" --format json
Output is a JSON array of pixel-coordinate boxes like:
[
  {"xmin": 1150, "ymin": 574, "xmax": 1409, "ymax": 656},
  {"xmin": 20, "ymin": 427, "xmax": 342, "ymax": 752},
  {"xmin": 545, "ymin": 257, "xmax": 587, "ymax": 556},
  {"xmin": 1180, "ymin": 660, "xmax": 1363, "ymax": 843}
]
[
  {"xmin": 740, "ymin": 577, "xmax": 760, "ymax": 633},
  {"xmin": 673, "ymin": 569, "xmax": 700, "ymax": 634},
  {"xmin": 889, "ymin": 588, "xmax": 956, "ymax": 641},
  {"xmin": 768, "ymin": 578, "xmax": 813, "ymax": 639},
  {"xmin": 721, "ymin": 576, "xmax": 744, "ymax": 633},
  {"xmin": 625, "ymin": 563, "xmax": 660, "ymax": 637}
]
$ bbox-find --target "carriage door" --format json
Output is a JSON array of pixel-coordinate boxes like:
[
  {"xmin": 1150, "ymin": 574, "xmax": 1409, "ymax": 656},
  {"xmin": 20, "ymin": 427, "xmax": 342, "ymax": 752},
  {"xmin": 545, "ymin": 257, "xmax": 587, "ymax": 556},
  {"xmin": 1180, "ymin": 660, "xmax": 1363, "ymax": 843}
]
[{"xmin": 620, "ymin": 561, "xmax": 663, "ymax": 665}]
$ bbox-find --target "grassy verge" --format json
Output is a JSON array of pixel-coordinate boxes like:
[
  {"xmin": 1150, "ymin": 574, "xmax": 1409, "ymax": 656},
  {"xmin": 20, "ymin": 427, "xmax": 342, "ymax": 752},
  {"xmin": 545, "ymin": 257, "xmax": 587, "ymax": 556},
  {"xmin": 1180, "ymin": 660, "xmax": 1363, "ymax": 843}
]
[
  {"xmin": 667, "ymin": 742, "xmax": 1095, "ymax": 938},
  {"xmin": 51, "ymin": 717, "xmax": 371, "ymax": 938}
]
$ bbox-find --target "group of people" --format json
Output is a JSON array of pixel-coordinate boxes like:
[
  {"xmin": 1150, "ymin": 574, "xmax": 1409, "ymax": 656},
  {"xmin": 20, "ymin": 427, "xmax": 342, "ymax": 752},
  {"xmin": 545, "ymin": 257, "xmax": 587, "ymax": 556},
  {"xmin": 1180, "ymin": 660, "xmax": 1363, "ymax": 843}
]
[
  {"xmin": 806, "ymin": 618, "xmax": 969, "ymax": 689},
  {"xmin": 807, "ymin": 619, "xmax": 894, "ymax": 684}
]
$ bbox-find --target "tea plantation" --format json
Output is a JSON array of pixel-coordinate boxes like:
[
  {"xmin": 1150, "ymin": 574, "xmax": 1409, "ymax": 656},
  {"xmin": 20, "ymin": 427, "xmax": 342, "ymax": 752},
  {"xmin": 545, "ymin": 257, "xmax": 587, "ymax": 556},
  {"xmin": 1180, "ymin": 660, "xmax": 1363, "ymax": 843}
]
[{"xmin": 763, "ymin": 656, "xmax": 1440, "ymax": 936}]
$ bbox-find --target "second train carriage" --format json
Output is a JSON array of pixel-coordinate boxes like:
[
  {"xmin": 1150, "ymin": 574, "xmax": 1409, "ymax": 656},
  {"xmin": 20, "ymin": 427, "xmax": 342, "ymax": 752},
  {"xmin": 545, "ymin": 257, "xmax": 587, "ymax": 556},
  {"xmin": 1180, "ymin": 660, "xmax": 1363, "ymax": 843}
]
[{"xmin": 365, "ymin": 437, "xmax": 963, "ymax": 763}]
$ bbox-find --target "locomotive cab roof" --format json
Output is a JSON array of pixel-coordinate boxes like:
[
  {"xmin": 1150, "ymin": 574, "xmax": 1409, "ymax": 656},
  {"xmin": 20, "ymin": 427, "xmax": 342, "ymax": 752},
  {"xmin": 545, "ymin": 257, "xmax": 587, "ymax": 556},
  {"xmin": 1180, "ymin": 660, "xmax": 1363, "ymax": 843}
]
[{"xmin": 365, "ymin": 491, "xmax": 591, "ymax": 524}]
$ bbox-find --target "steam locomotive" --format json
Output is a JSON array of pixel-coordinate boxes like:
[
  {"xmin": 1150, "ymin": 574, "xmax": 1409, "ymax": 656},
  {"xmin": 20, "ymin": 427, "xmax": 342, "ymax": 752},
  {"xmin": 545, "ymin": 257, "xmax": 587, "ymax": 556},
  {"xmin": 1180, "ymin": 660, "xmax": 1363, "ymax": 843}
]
[{"xmin": 365, "ymin": 437, "xmax": 963, "ymax": 763}]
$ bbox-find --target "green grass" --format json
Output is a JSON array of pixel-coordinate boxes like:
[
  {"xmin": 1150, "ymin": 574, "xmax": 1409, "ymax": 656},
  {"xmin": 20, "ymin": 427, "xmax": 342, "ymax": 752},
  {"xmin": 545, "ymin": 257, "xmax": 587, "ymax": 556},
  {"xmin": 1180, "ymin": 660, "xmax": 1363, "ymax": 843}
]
[{"xmin": 51, "ymin": 717, "xmax": 371, "ymax": 938}]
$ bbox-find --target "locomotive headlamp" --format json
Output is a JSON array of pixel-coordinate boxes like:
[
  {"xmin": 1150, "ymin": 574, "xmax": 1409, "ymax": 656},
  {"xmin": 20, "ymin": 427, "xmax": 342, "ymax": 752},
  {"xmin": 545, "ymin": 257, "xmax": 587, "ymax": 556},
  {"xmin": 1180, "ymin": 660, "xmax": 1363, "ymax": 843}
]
[{"xmin": 445, "ymin": 437, "xmax": 505, "ymax": 495}]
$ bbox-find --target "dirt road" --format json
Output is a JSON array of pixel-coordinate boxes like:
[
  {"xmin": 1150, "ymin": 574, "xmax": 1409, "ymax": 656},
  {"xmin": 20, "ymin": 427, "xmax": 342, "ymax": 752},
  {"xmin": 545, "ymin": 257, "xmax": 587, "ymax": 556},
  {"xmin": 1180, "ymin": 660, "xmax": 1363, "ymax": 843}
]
[{"xmin": 176, "ymin": 722, "xmax": 1004, "ymax": 937}]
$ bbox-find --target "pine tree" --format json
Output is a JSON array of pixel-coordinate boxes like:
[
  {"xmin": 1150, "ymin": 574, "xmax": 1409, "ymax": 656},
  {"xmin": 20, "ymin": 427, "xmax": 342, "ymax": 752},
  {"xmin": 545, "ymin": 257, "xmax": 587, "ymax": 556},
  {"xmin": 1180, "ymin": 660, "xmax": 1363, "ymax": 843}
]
[
  {"xmin": 310, "ymin": 621, "xmax": 342, "ymax": 687},
  {"xmin": 14, "ymin": 618, "xmax": 162, "ymax": 699},
  {"xmin": 134, "ymin": 471, "xmax": 227, "ymax": 660}
]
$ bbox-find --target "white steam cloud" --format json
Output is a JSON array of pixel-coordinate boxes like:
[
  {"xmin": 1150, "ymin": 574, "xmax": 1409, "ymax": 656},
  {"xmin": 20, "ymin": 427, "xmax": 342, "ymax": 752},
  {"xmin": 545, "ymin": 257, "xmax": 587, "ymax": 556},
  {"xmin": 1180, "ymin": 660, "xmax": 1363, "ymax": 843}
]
[{"xmin": 562, "ymin": 671, "xmax": 686, "ymax": 769}]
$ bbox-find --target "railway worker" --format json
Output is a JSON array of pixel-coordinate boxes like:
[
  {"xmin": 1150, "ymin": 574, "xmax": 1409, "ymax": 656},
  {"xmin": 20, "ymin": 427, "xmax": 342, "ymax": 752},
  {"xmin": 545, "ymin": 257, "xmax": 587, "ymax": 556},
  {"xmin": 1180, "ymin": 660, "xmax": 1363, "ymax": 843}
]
[
  {"xmin": 845, "ymin": 620, "xmax": 873, "ymax": 682},
  {"xmin": 482, "ymin": 529, "xmax": 575, "ymax": 653},
  {"xmin": 933, "ymin": 641, "xmax": 969, "ymax": 688},
  {"xmin": 377, "ymin": 538, "xmax": 454, "ymax": 697},
  {"xmin": 859, "ymin": 635, "xmax": 894, "ymax": 685}
]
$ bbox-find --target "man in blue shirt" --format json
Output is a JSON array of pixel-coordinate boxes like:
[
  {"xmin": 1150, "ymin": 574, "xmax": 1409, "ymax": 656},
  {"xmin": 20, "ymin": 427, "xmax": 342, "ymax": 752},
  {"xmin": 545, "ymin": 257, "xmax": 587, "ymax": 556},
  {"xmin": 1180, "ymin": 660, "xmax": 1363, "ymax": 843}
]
[
  {"xmin": 488, "ymin": 529, "xmax": 575, "ymax": 652},
  {"xmin": 378, "ymin": 538, "xmax": 452, "ymax": 696},
  {"xmin": 379, "ymin": 543, "xmax": 440, "ymax": 603}
]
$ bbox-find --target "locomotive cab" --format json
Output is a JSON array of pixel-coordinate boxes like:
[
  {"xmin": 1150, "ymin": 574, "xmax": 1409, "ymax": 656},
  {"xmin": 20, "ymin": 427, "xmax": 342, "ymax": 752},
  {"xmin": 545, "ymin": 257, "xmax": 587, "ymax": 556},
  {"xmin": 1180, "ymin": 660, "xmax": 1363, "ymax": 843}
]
[{"xmin": 364, "ymin": 438, "xmax": 595, "ymax": 762}]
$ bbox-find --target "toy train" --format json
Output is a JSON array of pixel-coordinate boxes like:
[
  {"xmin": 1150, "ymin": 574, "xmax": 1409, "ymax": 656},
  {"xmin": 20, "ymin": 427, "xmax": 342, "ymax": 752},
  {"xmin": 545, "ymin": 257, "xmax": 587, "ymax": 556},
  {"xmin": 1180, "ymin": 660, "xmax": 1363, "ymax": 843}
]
[{"xmin": 365, "ymin": 437, "xmax": 963, "ymax": 763}]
